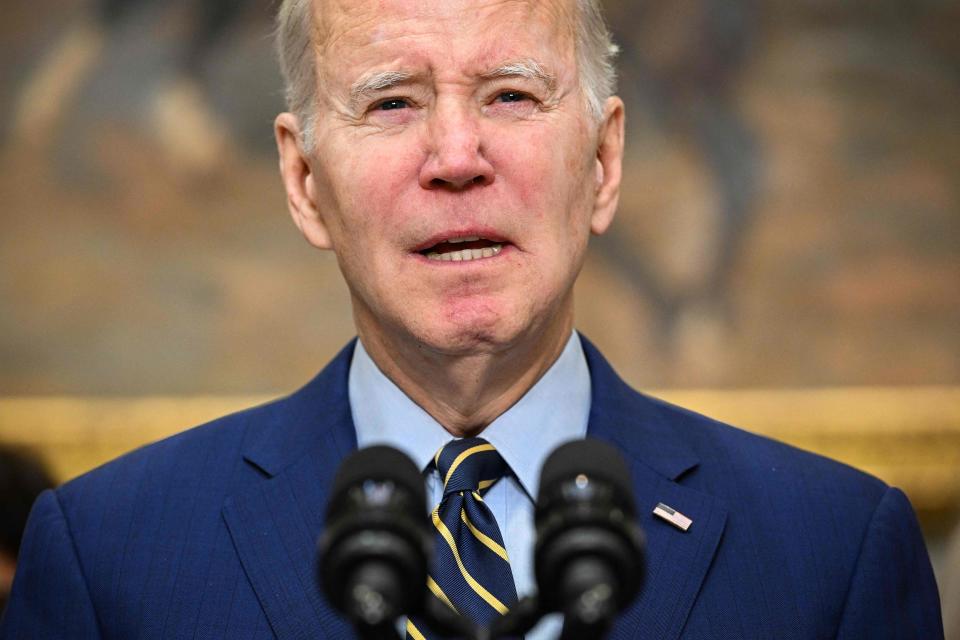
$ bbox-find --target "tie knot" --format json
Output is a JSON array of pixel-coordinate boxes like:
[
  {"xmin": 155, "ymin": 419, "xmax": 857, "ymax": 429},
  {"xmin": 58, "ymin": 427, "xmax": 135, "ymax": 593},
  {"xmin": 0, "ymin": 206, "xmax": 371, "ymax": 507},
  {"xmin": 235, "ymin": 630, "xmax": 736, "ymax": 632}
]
[{"xmin": 434, "ymin": 437, "xmax": 507, "ymax": 496}]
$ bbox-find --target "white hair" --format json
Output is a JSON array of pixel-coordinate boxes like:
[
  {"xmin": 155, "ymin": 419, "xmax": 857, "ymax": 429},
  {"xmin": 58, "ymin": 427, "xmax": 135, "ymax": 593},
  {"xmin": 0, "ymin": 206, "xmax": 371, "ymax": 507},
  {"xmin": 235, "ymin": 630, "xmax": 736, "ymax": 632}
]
[{"xmin": 275, "ymin": 0, "xmax": 619, "ymax": 152}]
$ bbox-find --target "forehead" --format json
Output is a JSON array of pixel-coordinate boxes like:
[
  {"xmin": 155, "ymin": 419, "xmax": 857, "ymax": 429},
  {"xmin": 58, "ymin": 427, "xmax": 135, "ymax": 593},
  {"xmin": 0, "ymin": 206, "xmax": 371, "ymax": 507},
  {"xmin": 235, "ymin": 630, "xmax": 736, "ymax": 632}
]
[{"xmin": 313, "ymin": 0, "xmax": 577, "ymax": 80}]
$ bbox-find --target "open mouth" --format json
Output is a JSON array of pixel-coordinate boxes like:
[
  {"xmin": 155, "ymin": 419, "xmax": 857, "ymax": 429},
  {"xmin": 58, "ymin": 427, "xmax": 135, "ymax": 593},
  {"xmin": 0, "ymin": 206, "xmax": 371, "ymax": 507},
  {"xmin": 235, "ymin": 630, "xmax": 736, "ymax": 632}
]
[{"xmin": 418, "ymin": 236, "xmax": 506, "ymax": 262}]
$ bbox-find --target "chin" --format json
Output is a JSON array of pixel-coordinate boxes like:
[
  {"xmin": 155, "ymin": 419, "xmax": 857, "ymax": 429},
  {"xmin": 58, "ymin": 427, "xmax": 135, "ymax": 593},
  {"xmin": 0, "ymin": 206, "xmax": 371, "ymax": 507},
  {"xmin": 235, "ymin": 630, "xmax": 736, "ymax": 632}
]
[
  {"xmin": 414, "ymin": 308, "xmax": 526, "ymax": 357},
  {"xmin": 416, "ymin": 324, "xmax": 512, "ymax": 356}
]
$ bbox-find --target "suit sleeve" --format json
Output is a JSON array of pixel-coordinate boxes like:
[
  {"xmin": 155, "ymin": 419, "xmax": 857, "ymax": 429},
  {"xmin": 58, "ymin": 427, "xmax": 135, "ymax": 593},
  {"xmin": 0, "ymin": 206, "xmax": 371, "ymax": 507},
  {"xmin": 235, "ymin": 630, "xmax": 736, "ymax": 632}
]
[
  {"xmin": 836, "ymin": 486, "xmax": 944, "ymax": 639},
  {"xmin": 0, "ymin": 489, "xmax": 102, "ymax": 639}
]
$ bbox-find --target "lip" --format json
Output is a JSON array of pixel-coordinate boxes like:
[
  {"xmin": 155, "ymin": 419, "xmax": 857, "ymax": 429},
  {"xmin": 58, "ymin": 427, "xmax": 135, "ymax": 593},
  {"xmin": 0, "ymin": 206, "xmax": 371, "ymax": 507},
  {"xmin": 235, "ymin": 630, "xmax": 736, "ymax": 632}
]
[{"xmin": 410, "ymin": 227, "xmax": 513, "ymax": 254}]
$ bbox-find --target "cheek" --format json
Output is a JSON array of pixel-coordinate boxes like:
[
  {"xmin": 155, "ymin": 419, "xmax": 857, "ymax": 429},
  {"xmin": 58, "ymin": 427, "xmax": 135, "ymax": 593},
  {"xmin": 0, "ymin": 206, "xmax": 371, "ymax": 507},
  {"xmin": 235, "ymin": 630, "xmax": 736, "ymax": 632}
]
[
  {"xmin": 332, "ymin": 138, "xmax": 423, "ymax": 233},
  {"xmin": 486, "ymin": 127, "xmax": 559, "ymax": 221},
  {"xmin": 490, "ymin": 119, "xmax": 593, "ymax": 217}
]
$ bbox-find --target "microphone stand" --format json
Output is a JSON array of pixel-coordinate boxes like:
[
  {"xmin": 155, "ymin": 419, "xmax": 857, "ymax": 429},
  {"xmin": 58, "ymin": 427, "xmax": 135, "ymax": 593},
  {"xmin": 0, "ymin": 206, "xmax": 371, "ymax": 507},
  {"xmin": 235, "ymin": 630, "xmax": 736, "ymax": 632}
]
[
  {"xmin": 376, "ymin": 588, "xmax": 617, "ymax": 640},
  {"xmin": 556, "ymin": 586, "xmax": 618, "ymax": 640},
  {"xmin": 350, "ymin": 592, "xmax": 478, "ymax": 640},
  {"xmin": 421, "ymin": 592, "xmax": 479, "ymax": 639},
  {"xmin": 554, "ymin": 557, "xmax": 620, "ymax": 640},
  {"xmin": 482, "ymin": 595, "xmax": 543, "ymax": 640},
  {"xmin": 343, "ymin": 562, "xmax": 406, "ymax": 640}
]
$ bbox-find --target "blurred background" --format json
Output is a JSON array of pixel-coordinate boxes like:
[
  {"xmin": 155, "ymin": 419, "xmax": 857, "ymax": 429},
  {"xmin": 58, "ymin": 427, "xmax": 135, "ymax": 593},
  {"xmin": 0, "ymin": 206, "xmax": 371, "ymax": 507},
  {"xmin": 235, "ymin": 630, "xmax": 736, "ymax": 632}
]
[{"xmin": 0, "ymin": 0, "xmax": 958, "ymax": 630}]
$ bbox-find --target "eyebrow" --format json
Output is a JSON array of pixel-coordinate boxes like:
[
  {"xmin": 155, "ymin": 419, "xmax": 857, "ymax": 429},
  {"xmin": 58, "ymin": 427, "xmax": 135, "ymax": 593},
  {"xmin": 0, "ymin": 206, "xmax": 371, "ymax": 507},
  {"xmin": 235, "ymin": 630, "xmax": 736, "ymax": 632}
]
[
  {"xmin": 481, "ymin": 59, "xmax": 557, "ymax": 92},
  {"xmin": 349, "ymin": 70, "xmax": 415, "ymax": 110},
  {"xmin": 346, "ymin": 58, "xmax": 557, "ymax": 111}
]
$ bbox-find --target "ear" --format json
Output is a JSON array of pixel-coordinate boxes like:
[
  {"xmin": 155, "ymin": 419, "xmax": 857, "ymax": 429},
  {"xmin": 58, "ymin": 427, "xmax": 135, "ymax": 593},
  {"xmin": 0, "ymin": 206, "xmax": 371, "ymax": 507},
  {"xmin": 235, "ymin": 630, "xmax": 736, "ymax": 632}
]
[
  {"xmin": 275, "ymin": 112, "xmax": 333, "ymax": 249},
  {"xmin": 589, "ymin": 96, "xmax": 625, "ymax": 236}
]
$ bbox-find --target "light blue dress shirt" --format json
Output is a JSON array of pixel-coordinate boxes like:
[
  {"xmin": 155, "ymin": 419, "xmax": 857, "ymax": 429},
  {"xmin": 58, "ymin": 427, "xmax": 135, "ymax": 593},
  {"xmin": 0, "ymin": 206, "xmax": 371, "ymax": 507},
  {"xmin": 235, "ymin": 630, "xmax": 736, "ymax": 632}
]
[{"xmin": 349, "ymin": 332, "xmax": 592, "ymax": 639}]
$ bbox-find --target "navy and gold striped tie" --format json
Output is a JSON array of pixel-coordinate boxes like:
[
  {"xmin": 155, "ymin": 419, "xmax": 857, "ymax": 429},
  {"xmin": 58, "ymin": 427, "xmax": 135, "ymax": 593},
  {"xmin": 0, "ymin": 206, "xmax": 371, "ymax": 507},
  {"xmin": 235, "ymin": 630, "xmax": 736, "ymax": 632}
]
[{"xmin": 406, "ymin": 437, "xmax": 519, "ymax": 639}]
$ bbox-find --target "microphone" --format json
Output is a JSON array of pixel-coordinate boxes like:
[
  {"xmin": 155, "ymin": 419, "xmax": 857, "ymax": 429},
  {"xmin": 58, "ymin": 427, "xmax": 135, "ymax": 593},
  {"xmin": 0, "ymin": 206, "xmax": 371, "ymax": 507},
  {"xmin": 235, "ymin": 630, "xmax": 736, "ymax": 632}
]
[
  {"xmin": 533, "ymin": 439, "xmax": 645, "ymax": 639},
  {"xmin": 318, "ymin": 445, "xmax": 431, "ymax": 639}
]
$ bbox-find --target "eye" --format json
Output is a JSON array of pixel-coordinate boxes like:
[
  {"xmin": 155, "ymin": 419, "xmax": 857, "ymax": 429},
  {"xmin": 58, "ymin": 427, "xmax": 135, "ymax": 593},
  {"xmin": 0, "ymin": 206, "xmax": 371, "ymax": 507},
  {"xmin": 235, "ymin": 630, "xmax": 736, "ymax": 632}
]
[
  {"xmin": 375, "ymin": 98, "xmax": 410, "ymax": 111},
  {"xmin": 494, "ymin": 91, "xmax": 530, "ymax": 104}
]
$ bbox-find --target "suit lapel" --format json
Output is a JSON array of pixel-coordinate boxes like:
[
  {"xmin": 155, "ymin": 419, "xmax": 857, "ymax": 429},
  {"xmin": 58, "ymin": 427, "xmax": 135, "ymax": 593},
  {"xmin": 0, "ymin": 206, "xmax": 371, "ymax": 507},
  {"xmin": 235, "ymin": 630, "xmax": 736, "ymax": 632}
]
[
  {"xmin": 582, "ymin": 338, "xmax": 727, "ymax": 640},
  {"xmin": 609, "ymin": 466, "xmax": 727, "ymax": 640},
  {"xmin": 223, "ymin": 342, "xmax": 359, "ymax": 640}
]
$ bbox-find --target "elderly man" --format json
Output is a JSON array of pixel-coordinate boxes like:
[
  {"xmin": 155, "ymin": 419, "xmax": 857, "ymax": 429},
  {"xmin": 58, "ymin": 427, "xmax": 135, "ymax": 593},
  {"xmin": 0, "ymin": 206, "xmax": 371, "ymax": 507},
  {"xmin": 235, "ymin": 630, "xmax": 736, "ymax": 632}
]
[{"xmin": 0, "ymin": 0, "xmax": 943, "ymax": 639}]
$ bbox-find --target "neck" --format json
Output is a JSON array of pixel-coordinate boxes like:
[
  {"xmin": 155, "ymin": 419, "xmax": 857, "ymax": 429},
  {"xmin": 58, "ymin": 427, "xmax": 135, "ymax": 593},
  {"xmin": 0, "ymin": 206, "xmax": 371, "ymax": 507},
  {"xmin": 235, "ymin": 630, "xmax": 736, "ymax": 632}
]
[{"xmin": 357, "ymin": 311, "xmax": 574, "ymax": 438}]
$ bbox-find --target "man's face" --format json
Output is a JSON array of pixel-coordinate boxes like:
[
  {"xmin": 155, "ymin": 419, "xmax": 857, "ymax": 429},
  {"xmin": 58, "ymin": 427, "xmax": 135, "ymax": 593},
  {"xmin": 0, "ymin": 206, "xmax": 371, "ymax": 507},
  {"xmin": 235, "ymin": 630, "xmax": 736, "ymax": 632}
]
[{"xmin": 283, "ymin": 0, "xmax": 622, "ymax": 356}]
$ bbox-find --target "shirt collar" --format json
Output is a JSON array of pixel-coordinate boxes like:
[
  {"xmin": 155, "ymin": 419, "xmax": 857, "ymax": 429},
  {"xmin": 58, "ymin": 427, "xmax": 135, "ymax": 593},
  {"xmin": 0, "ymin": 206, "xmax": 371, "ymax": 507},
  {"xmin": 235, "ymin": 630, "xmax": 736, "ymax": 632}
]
[{"xmin": 349, "ymin": 333, "xmax": 591, "ymax": 500}]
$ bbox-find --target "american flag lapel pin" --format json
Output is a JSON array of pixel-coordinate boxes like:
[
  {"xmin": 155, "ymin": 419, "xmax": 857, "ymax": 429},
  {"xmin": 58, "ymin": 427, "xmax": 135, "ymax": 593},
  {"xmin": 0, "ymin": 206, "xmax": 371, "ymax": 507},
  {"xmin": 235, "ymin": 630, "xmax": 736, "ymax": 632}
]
[{"xmin": 653, "ymin": 502, "xmax": 693, "ymax": 532}]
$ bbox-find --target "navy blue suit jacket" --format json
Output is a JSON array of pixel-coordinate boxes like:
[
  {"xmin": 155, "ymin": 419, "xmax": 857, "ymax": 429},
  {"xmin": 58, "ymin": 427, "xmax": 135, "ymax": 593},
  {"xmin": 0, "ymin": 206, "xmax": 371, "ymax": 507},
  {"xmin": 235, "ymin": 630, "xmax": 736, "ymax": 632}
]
[{"xmin": 1, "ymin": 339, "xmax": 943, "ymax": 638}]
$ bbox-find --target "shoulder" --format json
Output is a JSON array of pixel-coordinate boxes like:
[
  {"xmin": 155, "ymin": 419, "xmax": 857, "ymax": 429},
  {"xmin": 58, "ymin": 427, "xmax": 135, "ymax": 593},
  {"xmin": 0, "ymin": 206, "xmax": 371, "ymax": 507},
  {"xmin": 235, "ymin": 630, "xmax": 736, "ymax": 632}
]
[
  {"xmin": 643, "ymin": 392, "xmax": 890, "ymax": 512},
  {"xmin": 54, "ymin": 394, "xmax": 293, "ymax": 529},
  {"xmin": 48, "ymin": 342, "xmax": 357, "ymax": 562},
  {"xmin": 647, "ymin": 393, "xmax": 942, "ymax": 636},
  {"xmin": 55, "ymin": 340, "xmax": 357, "ymax": 514},
  {"xmin": 630, "ymin": 392, "xmax": 943, "ymax": 633},
  {"xmin": 651, "ymin": 393, "xmax": 884, "ymax": 484},
  {"xmin": 581, "ymin": 335, "xmax": 891, "ymax": 523}
]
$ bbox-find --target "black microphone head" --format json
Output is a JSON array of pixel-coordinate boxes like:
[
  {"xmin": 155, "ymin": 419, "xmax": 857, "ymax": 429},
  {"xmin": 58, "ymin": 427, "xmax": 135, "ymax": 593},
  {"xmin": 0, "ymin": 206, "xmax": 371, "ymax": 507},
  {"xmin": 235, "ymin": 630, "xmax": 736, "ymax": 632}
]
[
  {"xmin": 537, "ymin": 438, "xmax": 634, "ymax": 510},
  {"xmin": 534, "ymin": 438, "xmax": 645, "ymax": 617},
  {"xmin": 328, "ymin": 445, "xmax": 426, "ymax": 516},
  {"xmin": 319, "ymin": 445, "xmax": 431, "ymax": 626}
]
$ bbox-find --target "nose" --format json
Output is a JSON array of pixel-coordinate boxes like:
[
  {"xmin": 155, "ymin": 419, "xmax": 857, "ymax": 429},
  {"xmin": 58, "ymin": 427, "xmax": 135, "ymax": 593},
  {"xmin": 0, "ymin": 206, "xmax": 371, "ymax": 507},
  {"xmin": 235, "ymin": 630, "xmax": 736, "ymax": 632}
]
[{"xmin": 418, "ymin": 101, "xmax": 495, "ymax": 191}]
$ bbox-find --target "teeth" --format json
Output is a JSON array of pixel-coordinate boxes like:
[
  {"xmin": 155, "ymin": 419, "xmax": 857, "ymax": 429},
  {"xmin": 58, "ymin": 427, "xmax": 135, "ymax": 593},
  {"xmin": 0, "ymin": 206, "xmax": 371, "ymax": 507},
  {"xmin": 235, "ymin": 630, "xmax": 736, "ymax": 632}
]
[
  {"xmin": 448, "ymin": 236, "xmax": 480, "ymax": 244},
  {"xmin": 426, "ymin": 244, "xmax": 503, "ymax": 262}
]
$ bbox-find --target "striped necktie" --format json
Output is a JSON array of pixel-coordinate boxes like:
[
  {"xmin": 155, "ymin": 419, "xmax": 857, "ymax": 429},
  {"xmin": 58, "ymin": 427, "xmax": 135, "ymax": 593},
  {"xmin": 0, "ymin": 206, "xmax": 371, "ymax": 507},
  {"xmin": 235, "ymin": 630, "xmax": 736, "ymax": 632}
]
[{"xmin": 406, "ymin": 437, "xmax": 519, "ymax": 639}]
